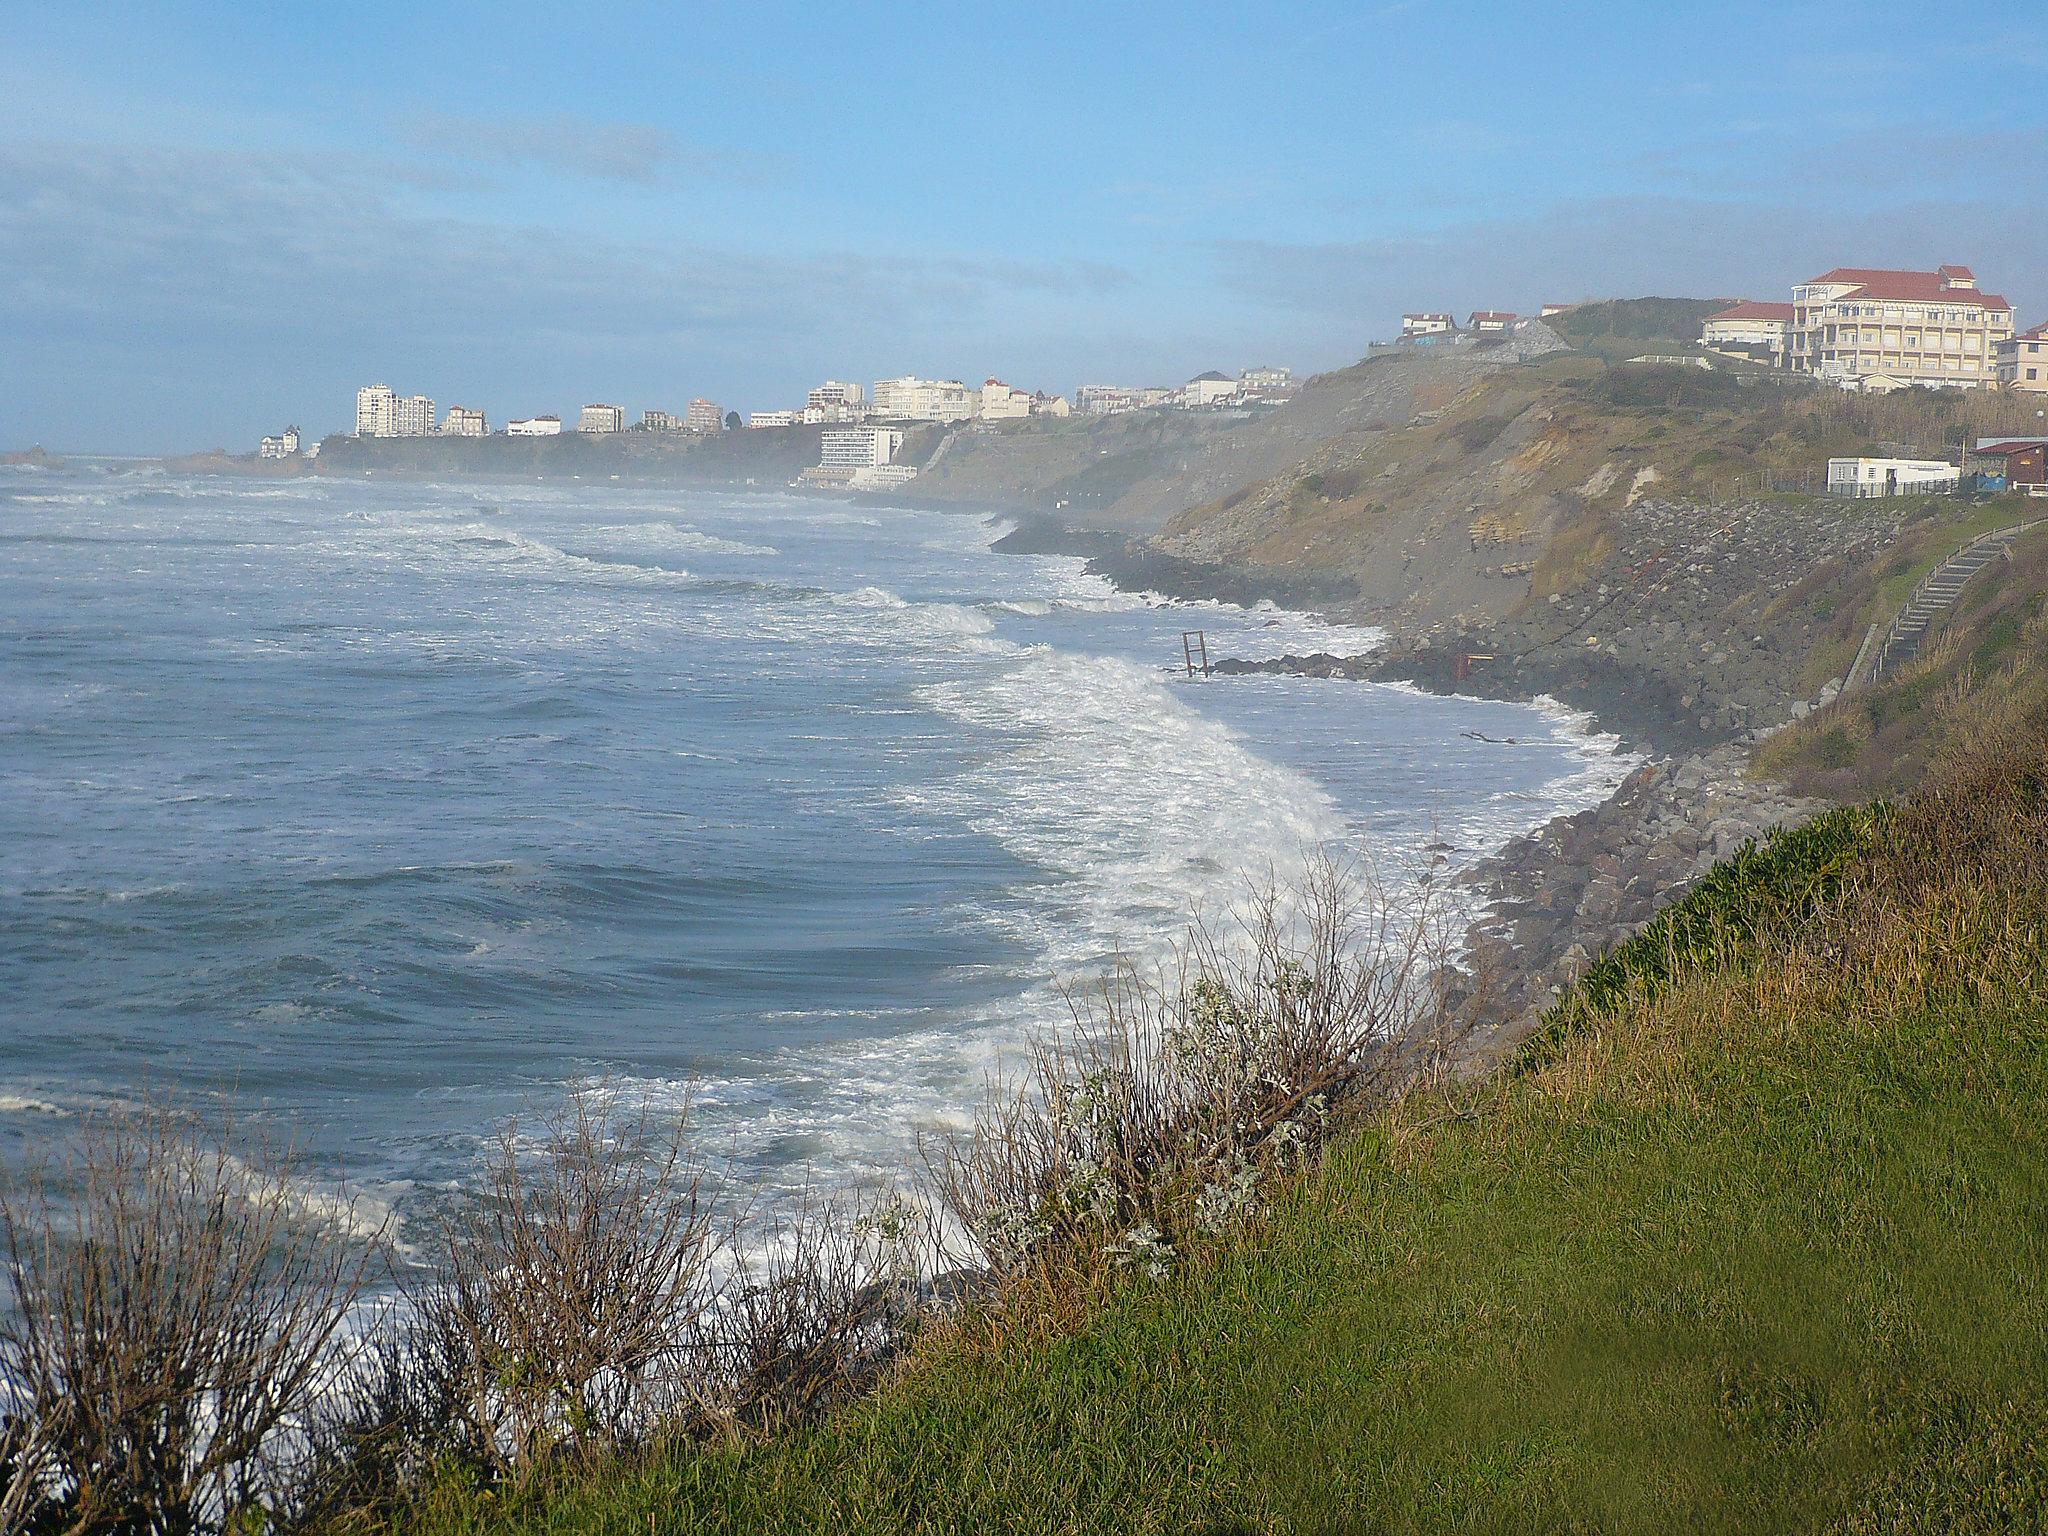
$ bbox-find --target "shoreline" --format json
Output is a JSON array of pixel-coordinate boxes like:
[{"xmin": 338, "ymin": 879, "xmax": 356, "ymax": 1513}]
[{"xmin": 988, "ymin": 509, "xmax": 1825, "ymax": 1056}]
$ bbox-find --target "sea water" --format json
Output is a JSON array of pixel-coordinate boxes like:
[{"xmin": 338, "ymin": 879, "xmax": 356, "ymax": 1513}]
[{"xmin": 0, "ymin": 465, "xmax": 1633, "ymax": 1240}]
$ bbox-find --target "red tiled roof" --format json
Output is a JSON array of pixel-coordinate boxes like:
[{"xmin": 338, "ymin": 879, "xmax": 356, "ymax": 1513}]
[
  {"xmin": 1469, "ymin": 310, "xmax": 1517, "ymax": 322},
  {"xmin": 1805, "ymin": 267, "xmax": 2011, "ymax": 310},
  {"xmin": 2016, "ymin": 320, "xmax": 2048, "ymax": 341},
  {"xmin": 1706, "ymin": 301, "xmax": 1795, "ymax": 324},
  {"xmin": 1979, "ymin": 440, "xmax": 2048, "ymax": 457},
  {"xmin": 1937, "ymin": 264, "xmax": 1975, "ymax": 280}
]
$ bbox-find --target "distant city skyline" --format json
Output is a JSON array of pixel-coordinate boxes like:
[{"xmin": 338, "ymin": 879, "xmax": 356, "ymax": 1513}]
[{"xmin": 6, "ymin": 1, "xmax": 2048, "ymax": 451}]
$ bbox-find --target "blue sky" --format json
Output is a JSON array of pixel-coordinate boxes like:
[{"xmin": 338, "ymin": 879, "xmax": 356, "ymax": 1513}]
[{"xmin": 5, "ymin": 0, "xmax": 2047, "ymax": 451}]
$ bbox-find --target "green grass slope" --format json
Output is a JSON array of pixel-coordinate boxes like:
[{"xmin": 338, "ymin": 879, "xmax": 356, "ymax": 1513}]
[{"xmin": 403, "ymin": 741, "xmax": 2048, "ymax": 1535}]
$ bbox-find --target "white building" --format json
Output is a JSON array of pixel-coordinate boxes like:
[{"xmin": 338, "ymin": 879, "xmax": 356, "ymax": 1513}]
[
  {"xmin": 1075, "ymin": 385, "xmax": 1137, "ymax": 415},
  {"xmin": 1790, "ymin": 266, "xmax": 2014, "ymax": 391},
  {"xmin": 441, "ymin": 406, "xmax": 486, "ymax": 436},
  {"xmin": 807, "ymin": 381, "xmax": 865, "ymax": 411},
  {"xmin": 1401, "ymin": 313, "xmax": 1454, "ymax": 338},
  {"xmin": 257, "ymin": 426, "xmax": 300, "ymax": 459},
  {"xmin": 395, "ymin": 395, "xmax": 435, "ymax": 435},
  {"xmin": 1997, "ymin": 321, "xmax": 2048, "ymax": 394},
  {"xmin": 1701, "ymin": 301, "xmax": 1793, "ymax": 364},
  {"xmin": 849, "ymin": 464, "xmax": 919, "ymax": 490},
  {"xmin": 355, "ymin": 384, "xmax": 393, "ymax": 436},
  {"xmin": 977, "ymin": 379, "xmax": 1033, "ymax": 420},
  {"xmin": 1826, "ymin": 456, "xmax": 1960, "ymax": 498},
  {"xmin": 1239, "ymin": 365, "xmax": 1293, "ymax": 392},
  {"xmin": 685, "ymin": 398, "xmax": 725, "ymax": 433},
  {"xmin": 1468, "ymin": 311, "xmax": 1517, "ymax": 336},
  {"xmin": 1183, "ymin": 371, "xmax": 1238, "ymax": 407},
  {"xmin": 871, "ymin": 376, "xmax": 974, "ymax": 422},
  {"xmin": 577, "ymin": 404, "xmax": 625, "ymax": 433},
  {"xmin": 820, "ymin": 426, "xmax": 906, "ymax": 470},
  {"xmin": 748, "ymin": 410, "xmax": 800, "ymax": 428},
  {"xmin": 507, "ymin": 415, "xmax": 563, "ymax": 436},
  {"xmin": 1032, "ymin": 392, "xmax": 1071, "ymax": 417}
]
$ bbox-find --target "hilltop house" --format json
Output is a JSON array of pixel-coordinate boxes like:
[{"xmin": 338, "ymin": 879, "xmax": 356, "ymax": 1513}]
[
  {"xmin": 1700, "ymin": 300, "xmax": 1794, "ymax": 365},
  {"xmin": 1401, "ymin": 312, "xmax": 1454, "ymax": 340},
  {"xmin": 1468, "ymin": 310, "xmax": 1517, "ymax": 336},
  {"xmin": 1789, "ymin": 265, "xmax": 2014, "ymax": 391},
  {"xmin": 1997, "ymin": 321, "xmax": 2048, "ymax": 393},
  {"xmin": 1183, "ymin": 371, "xmax": 1239, "ymax": 407}
]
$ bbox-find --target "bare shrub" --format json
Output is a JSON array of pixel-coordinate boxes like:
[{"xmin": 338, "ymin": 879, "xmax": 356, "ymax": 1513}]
[
  {"xmin": 930, "ymin": 855, "xmax": 1455, "ymax": 1280},
  {"xmin": 713, "ymin": 1192, "xmax": 937, "ymax": 1428},
  {"xmin": 0, "ymin": 1106, "xmax": 383, "ymax": 1536},
  {"xmin": 378, "ymin": 1088, "xmax": 719, "ymax": 1484}
]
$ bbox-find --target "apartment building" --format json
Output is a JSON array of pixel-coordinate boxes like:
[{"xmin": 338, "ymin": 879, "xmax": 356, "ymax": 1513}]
[
  {"xmin": 685, "ymin": 398, "xmax": 725, "ymax": 433},
  {"xmin": 807, "ymin": 381, "xmax": 865, "ymax": 411},
  {"xmin": 507, "ymin": 415, "xmax": 563, "ymax": 436},
  {"xmin": 819, "ymin": 426, "xmax": 905, "ymax": 470},
  {"xmin": 749, "ymin": 410, "xmax": 800, "ymax": 428},
  {"xmin": 356, "ymin": 387, "xmax": 435, "ymax": 436},
  {"xmin": 1997, "ymin": 321, "xmax": 2048, "ymax": 394},
  {"xmin": 441, "ymin": 407, "xmax": 486, "ymax": 436},
  {"xmin": 1700, "ymin": 301, "xmax": 1793, "ymax": 364},
  {"xmin": 1183, "ymin": 371, "xmax": 1238, "ymax": 407},
  {"xmin": 578, "ymin": 404, "xmax": 625, "ymax": 433},
  {"xmin": 1075, "ymin": 384, "xmax": 1137, "ymax": 415},
  {"xmin": 1239, "ymin": 365, "xmax": 1294, "ymax": 391},
  {"xmin": 872, "ymin": 376, "xmax": 974, "ymax": 422},
  {"xmin": 641, "ymin": 410, "xmax": 681, "ymax": 432},
  {"xmin": 355, "ymin": 384, "xmax": 393, "ymax": 436},
  {"xmin": 391, "ymin": 394, "xmax": 434, "ymax": 436},
  {"xmin": 1789, "ymin": 266, "xmax": 2014, "ymax": 391}
]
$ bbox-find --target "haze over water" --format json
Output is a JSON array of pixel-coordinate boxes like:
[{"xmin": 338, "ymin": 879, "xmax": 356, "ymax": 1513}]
[{"xmin": 0, "ymin": 465, "xmax": 1631, "ymax": 1239}]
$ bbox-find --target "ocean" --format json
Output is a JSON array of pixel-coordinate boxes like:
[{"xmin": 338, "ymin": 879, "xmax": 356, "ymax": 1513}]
[{"xmin": 0, "ymin": 464, "xmax": 1633, "ymax": 1241}]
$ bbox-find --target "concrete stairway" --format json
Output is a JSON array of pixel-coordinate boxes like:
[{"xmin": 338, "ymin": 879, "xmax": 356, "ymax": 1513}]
[{"xmin": 1869, "ymin": 520, "xmax": 2044, "ymax": 681}]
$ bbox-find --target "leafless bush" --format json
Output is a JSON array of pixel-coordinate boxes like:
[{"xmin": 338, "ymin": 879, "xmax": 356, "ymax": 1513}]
[
  {"xmin": 712, "ymin": 1191, "xmax": 937, "ymax": 1428},
  {"xmin": 929, "ymin": 854, "xmax": 1456, "ymax": 1280},
  {"xmin": 375, "ymin": 1088, "xmax": 721, "ymax": 1484},
  {"xmin": 0, "ymin": 1106, "xmax": 383, "ymax": 1536}
]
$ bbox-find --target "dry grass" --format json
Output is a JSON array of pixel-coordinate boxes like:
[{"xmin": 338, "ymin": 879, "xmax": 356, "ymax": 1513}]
[
  {"xmin": 926, "ymin": 856, "xmax": 1456, "ymax": 1288},
  {"xmin": 0, "ymin": 1108, "xmax": 384, "ymax": 1536}
]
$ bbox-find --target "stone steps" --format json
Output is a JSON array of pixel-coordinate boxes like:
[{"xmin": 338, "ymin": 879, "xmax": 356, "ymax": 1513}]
[{"xmin": 1871, "ymin": 524, "xmax": 2041, "ymax": 679}]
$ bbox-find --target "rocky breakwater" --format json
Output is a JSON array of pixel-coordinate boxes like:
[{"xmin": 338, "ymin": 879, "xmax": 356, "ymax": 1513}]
[
  {"xmin": 1447, "ymin": 743, "xmax": 1827, "ymax": 1063},
  {"xmin": 1375, "ymin": 496, "xmax": 1905, "ymax": 750}
]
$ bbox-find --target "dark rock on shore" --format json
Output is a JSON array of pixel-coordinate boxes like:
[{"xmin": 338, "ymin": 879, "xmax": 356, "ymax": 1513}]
[
  {"xmin": 1084, "ymin": 542, "xmax": 1361, "ymax": 611},
  {"xmin": 1448, "ymin": 743, "xmax": 1826, "ymax": 1063}
]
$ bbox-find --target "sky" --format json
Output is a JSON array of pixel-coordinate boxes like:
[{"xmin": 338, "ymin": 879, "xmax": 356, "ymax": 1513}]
[{"xmin": 4, "ymin": 0, "xmax": 2047, "ymax": 452}]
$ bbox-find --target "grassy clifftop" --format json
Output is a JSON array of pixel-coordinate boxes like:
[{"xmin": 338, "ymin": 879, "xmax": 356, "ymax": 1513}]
[{"xmin": 400, "ymin": 733, "xmax": 2048, "ymax": 1534}]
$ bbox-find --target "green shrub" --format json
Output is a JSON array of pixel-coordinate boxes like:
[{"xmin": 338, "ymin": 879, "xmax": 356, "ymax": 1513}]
[{"xmin": 1519, "ymin": 804, "xmax": 1889, "ymax": 1069}]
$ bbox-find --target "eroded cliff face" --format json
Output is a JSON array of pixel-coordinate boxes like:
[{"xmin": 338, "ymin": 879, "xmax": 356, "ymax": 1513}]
[{"xmin": 894, "ymin": 337, "xmax": 1561, "ymax": 534}]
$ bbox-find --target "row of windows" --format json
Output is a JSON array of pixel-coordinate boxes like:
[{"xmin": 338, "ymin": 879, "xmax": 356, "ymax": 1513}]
[
  {"xmin": 1826, "ymin": 328, "xmax": 1983, "ymax": 350},
  {"xmin": 1826, "ymin": 302, "xmax": 2004, "ymax": 324}
]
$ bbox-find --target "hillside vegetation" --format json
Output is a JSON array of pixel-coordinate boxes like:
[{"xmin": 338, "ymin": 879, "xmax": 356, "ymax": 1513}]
[
  {"xmin": 391, "ymin": 727, "xmax": 2048, "ymax": 1534},
  {"xmin": 1758, "ymin": 520, "xmax": 2048, "ymax": 797}
]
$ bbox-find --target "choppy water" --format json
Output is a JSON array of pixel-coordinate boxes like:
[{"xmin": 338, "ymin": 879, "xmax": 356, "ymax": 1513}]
[{"xmin": 0, "ymin": 464, "xmax": 1632, "ymax": 1239}]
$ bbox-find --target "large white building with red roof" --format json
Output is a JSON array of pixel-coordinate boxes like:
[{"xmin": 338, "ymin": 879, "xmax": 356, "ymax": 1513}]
[{"xmin": 1788, "ymin": 265, "xmax": 2014, "ymax": 390}]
